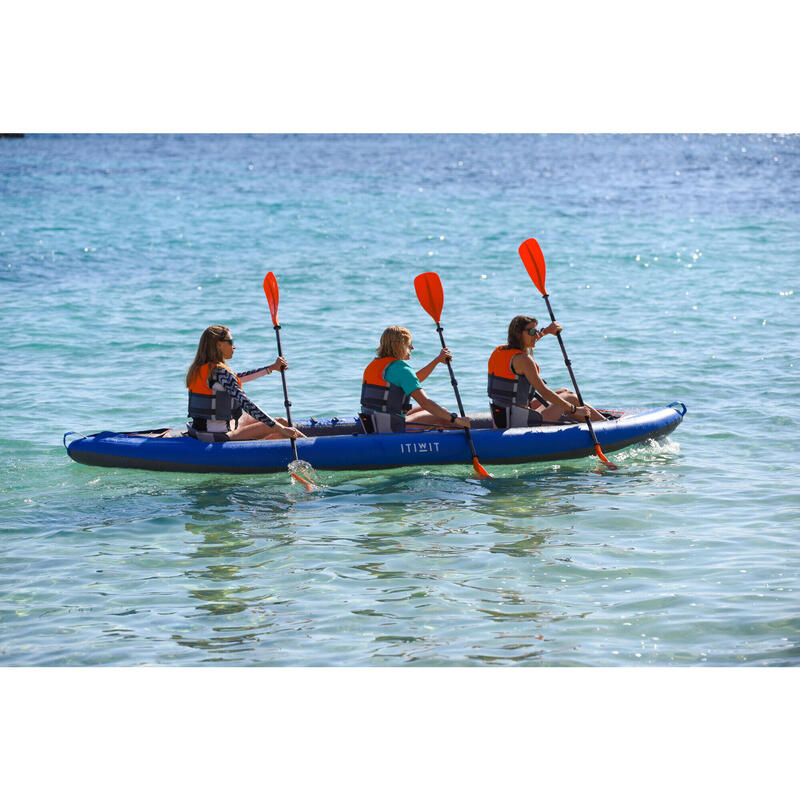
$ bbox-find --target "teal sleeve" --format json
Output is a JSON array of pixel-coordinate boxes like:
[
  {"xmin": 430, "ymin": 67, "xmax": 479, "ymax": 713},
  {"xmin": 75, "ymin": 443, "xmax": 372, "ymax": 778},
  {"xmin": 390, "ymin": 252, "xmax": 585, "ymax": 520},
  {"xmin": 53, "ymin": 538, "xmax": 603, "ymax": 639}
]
[{"xmin": 384, "ymin": 360, "xmax": 422, "ymax": 396}]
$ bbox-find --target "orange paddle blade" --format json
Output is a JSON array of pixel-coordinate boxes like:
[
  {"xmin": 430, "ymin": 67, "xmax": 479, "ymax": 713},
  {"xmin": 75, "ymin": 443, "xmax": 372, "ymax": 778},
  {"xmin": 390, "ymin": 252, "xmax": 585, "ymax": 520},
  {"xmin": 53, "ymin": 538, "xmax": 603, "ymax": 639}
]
[
  {"xmin": 414, "ymin": 272, "xmax": 444, "ymax": 324},
  {"xmin": 263, "ymin": 272, "xmax": 280, "ymax": 326},
  {"xmin": 291, "ymin": 471, "xmax": 315, "ymax": 491},
  {"xmin": 594, "ymin": 444, "xmax": 619, "ymax": 470},
  {"xmin": 518, "ymin": 238, "xmax": 547, "ymax": 295},
  {"xmin": 472, "ymin": 457, "xmax": 493, "ymax": 479}
]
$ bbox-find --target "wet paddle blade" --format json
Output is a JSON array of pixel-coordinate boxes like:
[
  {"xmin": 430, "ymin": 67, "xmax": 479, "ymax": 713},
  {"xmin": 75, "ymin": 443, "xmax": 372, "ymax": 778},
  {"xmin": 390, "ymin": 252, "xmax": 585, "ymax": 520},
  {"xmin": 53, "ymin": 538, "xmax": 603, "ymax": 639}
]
[
  {"xmin": 263, "ymin": 272, "xmax": 280, "ymax": 326},
  {"xmin": 518, "ymin": 238, "xmax": 547, "ymax": 295},
  {"xmin": 291, "ymin": 471, "xmax": 315, "ymax": 491},
  {"xmin": 472, "ymin": 456, "xmax": 493, "ymax": 479},
  {"xmin": 414, "ymin": 272, "xmax": 444, "ymax": 324},
  {"xmin": 594, "ymin": 443, "xmax": 619, "ymax": 470},
  {"xmin": 289, "ymin": 459, "xmax": 318, "ymax": 491}
]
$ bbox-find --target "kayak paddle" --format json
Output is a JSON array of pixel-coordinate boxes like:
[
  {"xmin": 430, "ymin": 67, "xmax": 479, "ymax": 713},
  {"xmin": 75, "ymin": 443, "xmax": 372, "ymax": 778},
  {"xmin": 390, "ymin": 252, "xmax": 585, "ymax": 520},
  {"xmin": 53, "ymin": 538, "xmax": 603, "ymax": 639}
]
[
  {"xmin": 413, "ymin": 271, "xmax": 492, "ymax": 479},
  {"xmin": 517, "ymin": 238, "xmax": 618, "ymax": 469},
  {"xmin": 263, "ymin": 272, "xmax": 316, "ymax": 490}
]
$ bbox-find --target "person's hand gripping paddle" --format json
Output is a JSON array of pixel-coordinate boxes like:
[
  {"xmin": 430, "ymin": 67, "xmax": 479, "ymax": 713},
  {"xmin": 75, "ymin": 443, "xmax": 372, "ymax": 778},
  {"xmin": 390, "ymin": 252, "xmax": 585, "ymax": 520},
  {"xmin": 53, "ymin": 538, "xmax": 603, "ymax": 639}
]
[
  {"xmin": 517, "ymin": 238, "xmax": 618, "ymax": 470},
  {"xmin": 263, "ymin": 272, "xmax": 317, "ymax": 490},
  {"xmin": 413, "ymin": 271, "xmax": 492, "ymax": 479}
]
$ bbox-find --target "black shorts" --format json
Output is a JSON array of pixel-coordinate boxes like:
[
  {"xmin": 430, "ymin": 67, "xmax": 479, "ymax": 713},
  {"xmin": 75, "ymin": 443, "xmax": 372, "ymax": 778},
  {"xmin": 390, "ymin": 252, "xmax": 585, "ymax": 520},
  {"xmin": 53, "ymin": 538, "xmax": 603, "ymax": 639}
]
[
  {"xmin": 186, "ymin": 425, "xmax": 230, "ymax": 443},
  {"xmin": 358, "ymin": 411, "xmax": 406, "ymax": 434},
  {"xmin": 490, "ymin": 404, "xmax": 544, "ymax": 429}
]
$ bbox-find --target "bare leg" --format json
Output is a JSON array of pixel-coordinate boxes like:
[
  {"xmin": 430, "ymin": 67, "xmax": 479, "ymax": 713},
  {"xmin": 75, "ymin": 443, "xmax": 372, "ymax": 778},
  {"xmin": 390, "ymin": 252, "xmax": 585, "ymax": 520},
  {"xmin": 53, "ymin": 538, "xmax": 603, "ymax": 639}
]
[
  {"xmin": 405, "ymin": 408, "xmax": 461, "ymax": 429},
  {"xmin": 228, "ymin": 413, "xmax": 290, "ymax": 440},
  {"xmin": 531, "ymin": 389, "xmax": 605, "ymax": 423}
]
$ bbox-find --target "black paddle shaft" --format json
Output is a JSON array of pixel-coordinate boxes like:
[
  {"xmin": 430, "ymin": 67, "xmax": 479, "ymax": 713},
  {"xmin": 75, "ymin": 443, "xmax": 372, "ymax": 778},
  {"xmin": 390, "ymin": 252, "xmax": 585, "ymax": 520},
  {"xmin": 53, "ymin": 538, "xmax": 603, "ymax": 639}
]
[
  {"xmin": 272, "ymin": 324, "xmax": 299, "ymax": 462},
  {"xmin": 435, "ymin": 324, "xmax": 480, "ymax": 459},
  {"xmin": 540, "ymin": 293, "xmax": 604, "ymax": 448},
  {"xmin": 541, "ymin": 294, "xmax": 585, "ymax": 405}
]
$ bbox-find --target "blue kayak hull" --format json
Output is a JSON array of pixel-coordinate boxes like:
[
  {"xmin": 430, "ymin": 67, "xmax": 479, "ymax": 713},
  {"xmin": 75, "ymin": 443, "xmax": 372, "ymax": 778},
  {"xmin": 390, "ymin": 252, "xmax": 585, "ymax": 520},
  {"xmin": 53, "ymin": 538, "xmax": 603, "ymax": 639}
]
[{"xmin": 65, "ymin": 403, "xmax": 686, "ymax": 474}]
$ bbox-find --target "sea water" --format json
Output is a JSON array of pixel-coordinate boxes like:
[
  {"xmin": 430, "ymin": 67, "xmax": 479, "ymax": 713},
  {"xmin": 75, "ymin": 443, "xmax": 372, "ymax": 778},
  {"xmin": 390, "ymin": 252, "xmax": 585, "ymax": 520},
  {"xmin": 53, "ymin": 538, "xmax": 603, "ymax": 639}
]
[{"xmin": 1, "ymin": 134, "xmax": 799, "ymax": 666}]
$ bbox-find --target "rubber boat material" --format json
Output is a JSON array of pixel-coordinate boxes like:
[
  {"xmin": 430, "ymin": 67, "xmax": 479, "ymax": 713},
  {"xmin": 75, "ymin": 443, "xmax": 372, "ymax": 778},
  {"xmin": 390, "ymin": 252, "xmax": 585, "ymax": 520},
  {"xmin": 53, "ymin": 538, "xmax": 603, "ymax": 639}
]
[{"xmin": 64, "ymin": 403, "xmax": 686, "ymax": 474}]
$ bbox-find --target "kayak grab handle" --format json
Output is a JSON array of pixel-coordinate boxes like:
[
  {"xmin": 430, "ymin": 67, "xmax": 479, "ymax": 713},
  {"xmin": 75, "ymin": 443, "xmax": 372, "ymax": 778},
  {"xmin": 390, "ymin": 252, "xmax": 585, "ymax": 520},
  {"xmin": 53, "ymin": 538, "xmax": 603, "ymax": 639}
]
[
  {"xmin": 63, "ymin": 431, "xmax": 87, "ymax": 451},
  {"xmin": 667, "ymin": 402, "xmax": 687, "ymax": 418}
]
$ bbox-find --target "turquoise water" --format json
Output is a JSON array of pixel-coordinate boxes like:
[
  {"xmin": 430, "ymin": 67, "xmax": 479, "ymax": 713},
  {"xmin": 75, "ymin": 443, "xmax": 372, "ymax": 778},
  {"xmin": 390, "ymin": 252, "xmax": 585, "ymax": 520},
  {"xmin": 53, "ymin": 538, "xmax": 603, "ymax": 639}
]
[{"xmin": 2, "ymin": 134, "xmax": 799, "ymax": 666}]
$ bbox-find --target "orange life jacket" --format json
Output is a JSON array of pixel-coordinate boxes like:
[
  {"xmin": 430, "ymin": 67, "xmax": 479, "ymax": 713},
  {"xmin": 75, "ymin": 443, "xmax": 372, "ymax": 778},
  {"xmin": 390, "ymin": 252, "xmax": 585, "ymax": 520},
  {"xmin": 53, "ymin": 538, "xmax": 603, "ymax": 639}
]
[
  {"xmin": 360, "ymin": 357, "xmax": 412, "ymax": 433},
  {"xmin": 487, "ymin": 347, "xmax": 539, "ymax": 408},
  {"xmin": 361, "ymin": 357, "xmax": 412, "ymax": 415},
  {"xmin": 187, "ymin": 362, "xmax": 243, "ymax": 423}
]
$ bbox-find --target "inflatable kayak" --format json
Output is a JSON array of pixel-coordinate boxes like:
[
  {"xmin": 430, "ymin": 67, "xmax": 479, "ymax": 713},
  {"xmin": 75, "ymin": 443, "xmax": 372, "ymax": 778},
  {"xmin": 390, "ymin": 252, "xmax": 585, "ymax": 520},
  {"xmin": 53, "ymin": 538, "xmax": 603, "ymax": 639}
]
[{"xmin": 63, "ymin": 402, "xmax": 686, "ymax": 474}]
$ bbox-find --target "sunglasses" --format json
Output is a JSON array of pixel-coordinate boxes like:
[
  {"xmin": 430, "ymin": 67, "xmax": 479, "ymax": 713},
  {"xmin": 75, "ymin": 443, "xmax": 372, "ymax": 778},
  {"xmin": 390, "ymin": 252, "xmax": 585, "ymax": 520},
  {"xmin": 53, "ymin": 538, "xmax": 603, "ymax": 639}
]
[
  {"xmin": 219, "ymin": 338, "xmax": 234, "ymax": 345},
  {"xmin": 525, "ymin": 328, "xmax": 539, "ymax": 336}
]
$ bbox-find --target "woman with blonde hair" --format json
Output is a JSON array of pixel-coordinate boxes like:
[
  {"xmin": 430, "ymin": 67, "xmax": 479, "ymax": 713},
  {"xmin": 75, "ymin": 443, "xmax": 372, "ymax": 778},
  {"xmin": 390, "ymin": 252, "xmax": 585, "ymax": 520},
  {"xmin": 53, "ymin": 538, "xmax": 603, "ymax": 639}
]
[
  {"xmin": 186, "ymin": 325, "xmax": 305, "ymax": 442},
  {"xmin": 359, "ymin": 325, "xmax": 470, "ymax": 434},
  {"xmin": 488, "ymin": 315, "xmax": 602, "ymax": 428}
]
